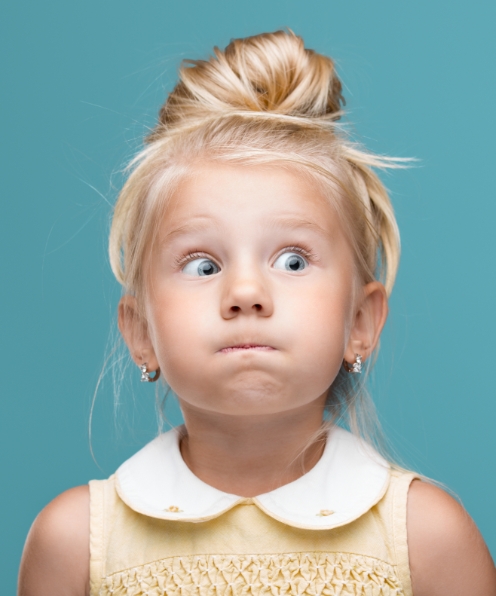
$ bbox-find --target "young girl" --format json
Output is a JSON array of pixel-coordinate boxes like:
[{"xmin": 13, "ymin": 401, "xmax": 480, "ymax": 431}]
[{"xmin": 18, "ymin": 30, "xmax": 495, "ymax": 596}]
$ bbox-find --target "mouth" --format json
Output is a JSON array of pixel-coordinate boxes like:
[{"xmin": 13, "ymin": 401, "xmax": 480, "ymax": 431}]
[{"xmin": 218, "ymin": 344, "xmax": 276, "ymax": 354}]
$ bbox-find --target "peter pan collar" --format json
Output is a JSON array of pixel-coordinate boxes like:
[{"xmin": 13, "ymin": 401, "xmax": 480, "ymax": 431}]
[{"xmin": 115, "ymin": 425, "xmax": 390, "ymax": 530}]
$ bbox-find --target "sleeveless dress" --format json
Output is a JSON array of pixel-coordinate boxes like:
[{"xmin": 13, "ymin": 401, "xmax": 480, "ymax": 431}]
[{"xmin": 89, "ymin": 426, "xmax": 419, "ymax": 595}]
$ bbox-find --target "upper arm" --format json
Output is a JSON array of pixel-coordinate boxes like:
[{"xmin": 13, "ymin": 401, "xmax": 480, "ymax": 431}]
[
  {"xmin": 407, "ymin": 479, "xmax": 496, "ymax": 596},
  {"xmin": 18, "ymin": 485, "xmax": 90, "ymax": 596}
]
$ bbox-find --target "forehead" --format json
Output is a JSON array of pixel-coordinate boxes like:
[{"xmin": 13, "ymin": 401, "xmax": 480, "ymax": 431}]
[{"xmin": 161, "ymin": 162, "xmax": 340, "ymax": 235}]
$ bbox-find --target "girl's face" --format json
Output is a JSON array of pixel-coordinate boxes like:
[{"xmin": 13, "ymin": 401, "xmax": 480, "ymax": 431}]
[{"xmin": 120, "ymin": 163, "xmax": 386, "ymax": 417}]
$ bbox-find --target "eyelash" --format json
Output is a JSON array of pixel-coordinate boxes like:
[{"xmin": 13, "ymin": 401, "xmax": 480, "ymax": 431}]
[
  {"xmin": 278, "ymin": 245, "xmax": 316, "ymax": 263},
  {"xmin": 174, "ymin": 245, "xmax": 317, "ymax": 269},
  {"xmin": 174, "ymin": 251, "xmax": 213, "ymax": 269}
]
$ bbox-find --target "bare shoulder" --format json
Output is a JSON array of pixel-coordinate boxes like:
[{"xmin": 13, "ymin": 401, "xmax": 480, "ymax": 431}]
[
  {"xmin": 407, "ymin": 479, "xmax": 496, "ymax": 596},
  {"xmin": 18, "ymin": 485, "xmax": 90, "ymax": 596}
]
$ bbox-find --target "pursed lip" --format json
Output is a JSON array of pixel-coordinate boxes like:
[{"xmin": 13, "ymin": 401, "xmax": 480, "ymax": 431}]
[{"xmin": 217, "ymin": 343, "xmax": 276, "ymax": 353}]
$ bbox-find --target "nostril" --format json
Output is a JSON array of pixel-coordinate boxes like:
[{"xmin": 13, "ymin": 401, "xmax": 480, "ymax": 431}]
[
  {"xmin": 231, "ymin": 306, "xmax": 241, "ymax": 312},
  {"xmin": 253, "ymin": 304, "xmax": 262, "ymax": 311}
]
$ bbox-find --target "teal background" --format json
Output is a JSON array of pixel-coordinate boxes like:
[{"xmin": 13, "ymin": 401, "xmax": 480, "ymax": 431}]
[{"xmin": 2, "ymin": 0, "xmax": 495, "ymax": 589}]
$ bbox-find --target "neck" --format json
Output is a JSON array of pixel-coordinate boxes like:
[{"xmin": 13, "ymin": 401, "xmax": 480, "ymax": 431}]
[{"xmin": 179, "ymin": 396, "xmax": 327, "ymax": 497}]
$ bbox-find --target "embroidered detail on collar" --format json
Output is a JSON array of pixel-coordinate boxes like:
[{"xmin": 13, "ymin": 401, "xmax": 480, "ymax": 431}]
[{"xmin": 115, "ymin": 426, "xmax": 390, "ymax": 530}]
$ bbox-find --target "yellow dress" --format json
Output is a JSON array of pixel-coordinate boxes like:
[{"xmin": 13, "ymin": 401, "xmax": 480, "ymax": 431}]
[{"xmin": 89, "ymin": 426, "xmax": 418, "ymax": 595}]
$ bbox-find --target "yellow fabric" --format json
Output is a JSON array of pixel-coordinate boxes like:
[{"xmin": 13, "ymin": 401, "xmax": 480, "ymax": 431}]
[{"xmin": 90, "ymin": 470, "xmax": 417, "ymax": 596}]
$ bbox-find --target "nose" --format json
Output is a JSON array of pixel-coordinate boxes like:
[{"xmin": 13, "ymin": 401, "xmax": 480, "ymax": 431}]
[{"xmin": 220, "ymin": 269, "xmax": 274, "ymax": 319}]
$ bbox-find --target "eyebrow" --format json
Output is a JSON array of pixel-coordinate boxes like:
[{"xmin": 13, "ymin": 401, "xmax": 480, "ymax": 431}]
[
  {"xmin": 161, "ymin": 217, "xmax": 218, "ymax": 245},
  {"xmin": 161, "ymin": 214, "xmax": 330, "ymax": 246},
  {"xmin": 265, "ymin": 215, "xmax": 330, "ymax": 238}
]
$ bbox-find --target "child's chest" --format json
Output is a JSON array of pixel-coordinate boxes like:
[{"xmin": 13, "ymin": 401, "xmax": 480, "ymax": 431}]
[{"xmin": 94, "ymin": 500, "xmax": 408, "ymax": 595}]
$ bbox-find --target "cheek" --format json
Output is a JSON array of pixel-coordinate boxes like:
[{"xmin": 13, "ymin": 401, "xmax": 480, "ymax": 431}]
[
  {"xmin": 285, "ymin": 281, "xmax": 353, "ymax": 385},
  {"xmin": 282, "ymin": 279, "xmax": 352, "ymax": 347},
  {"xmin": 146, "ymin": 286, "xmax": 214, "ymax": 383}
]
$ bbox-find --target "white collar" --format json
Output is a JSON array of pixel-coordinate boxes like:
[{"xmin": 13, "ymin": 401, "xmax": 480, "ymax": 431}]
[{"xmin": 115, "ymin": 425, "xmax": 390, "ymax": 530}]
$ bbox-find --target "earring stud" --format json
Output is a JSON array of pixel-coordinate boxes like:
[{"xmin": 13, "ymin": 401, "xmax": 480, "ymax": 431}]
[
  {"xmin": 140, "ymin": 363, "xmax": 160, "ymax": 383},
  {"xmin": 343, "ymin": 354, "xmax": 362, "ymax": 374}
]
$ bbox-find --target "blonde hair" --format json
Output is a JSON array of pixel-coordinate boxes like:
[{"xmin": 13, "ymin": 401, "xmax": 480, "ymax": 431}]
[{"xmin": 108, "ymin": 30, "xmax": 405, "ymax": 449}]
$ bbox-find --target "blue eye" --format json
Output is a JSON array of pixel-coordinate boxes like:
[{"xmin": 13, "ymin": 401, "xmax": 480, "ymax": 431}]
[
  {"xmin": 182, "ymin": 258, "xmax": 220, "ymax": 277},
  {"xmin": 273, "ymin": 252, "xmax": 308, "ymax": 272}
]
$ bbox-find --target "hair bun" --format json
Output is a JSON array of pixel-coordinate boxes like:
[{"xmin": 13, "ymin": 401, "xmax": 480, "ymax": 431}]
[{"xmin": 154, "ymin": 30, "xmax": 345, "ymax": 135}]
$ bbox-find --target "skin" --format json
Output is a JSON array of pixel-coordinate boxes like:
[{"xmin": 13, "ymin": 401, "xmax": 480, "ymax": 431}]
[{"xmin": 18, "ymin": 164, "xmax": 496, "ymax": 595}]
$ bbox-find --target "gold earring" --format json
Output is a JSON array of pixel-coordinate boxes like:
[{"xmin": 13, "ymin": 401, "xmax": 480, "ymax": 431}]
[
  {"xmin": 343, "ymin": 354, "xmax": 362, "ymax": 374},
  {"xmin": 140, "ymin": 363, "xmax": 160, "ymax": 383}
]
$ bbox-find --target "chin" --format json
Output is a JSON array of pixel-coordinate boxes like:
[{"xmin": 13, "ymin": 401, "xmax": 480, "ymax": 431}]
[{"xmin": 214, "ymin": 379, "xmax": 297, "ymax": 416}]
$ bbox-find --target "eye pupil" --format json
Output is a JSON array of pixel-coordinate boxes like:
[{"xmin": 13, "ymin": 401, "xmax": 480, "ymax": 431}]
[
  {"xmin": 198, "ymin": 260, "xmax": 216, "ymax": 276},
  {"xmin": 287, "ymin": 255, "xmax": 305, "ymax": 271}
]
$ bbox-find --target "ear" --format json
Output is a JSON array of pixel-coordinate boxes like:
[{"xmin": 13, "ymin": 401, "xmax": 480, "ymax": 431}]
[
  {"xmin": 118, "ymin": 295, "xmax": 159, "ymax": 371},
  {"xmin": 344, "ymin": 281, "xmax": 388, "ymax": 366}
]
